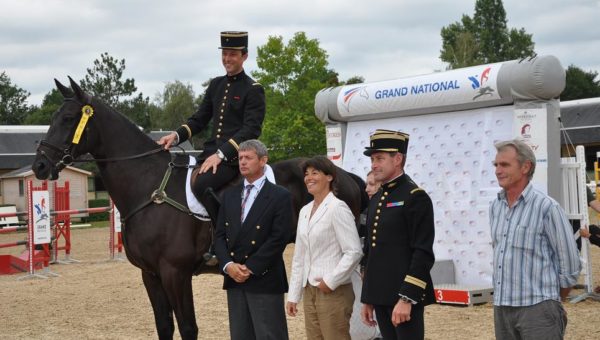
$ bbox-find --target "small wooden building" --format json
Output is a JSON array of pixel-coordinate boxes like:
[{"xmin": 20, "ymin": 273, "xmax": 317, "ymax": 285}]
[{"xmin": 0, "ymin": 166, "xmax": 91, "ymax": 214}]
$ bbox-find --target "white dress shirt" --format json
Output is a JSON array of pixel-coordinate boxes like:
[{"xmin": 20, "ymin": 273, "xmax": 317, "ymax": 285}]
[
  {"xmin": 287, "ymin": 192, "xmax": 363, "ymax": 303},
  {"xmin": 241, "ymin": 174, "xmax": 267, "ymax": 222}
]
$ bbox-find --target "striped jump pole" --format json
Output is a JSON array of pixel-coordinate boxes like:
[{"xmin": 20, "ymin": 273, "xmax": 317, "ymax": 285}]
[
  {"xmin": 0, "ymin": 211, "xmax": 28, "ymax": 219},
  {"xmin": 0, "ymin": 226, "xmax": 28, "ymax": 234},
  {"xmin": 51, "ymin": 207, "xmax": 112, "ymax": 216},
  {"xmin": 0, "ymin": 240, "xmax": 27, "ymax": 249}
]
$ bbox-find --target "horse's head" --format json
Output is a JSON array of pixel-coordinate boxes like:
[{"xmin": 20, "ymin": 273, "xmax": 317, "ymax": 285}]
[{"xmin": 32, "ymin": 77, "xmax": 98, "ymax": 180}]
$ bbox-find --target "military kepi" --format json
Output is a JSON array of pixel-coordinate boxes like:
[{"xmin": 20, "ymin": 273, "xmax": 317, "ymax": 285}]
[
  {"xmin": 363, "ymin": 129, "xmax": 410, "ymax": 156},
  {"xmin": 219, "ymin": 31, "xmax": 248, "ymax": 51}
]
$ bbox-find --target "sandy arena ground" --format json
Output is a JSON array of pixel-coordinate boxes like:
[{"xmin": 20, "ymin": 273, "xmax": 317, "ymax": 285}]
[{"xmin": 1, "ymin": 226, "xmax": 600, "ymax": 340}]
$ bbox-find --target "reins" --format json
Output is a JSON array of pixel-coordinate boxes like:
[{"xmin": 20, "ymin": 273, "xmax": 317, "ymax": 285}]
[{"xmin": 75, "ymin": 147, "xmax": 167, "ymax": 163}]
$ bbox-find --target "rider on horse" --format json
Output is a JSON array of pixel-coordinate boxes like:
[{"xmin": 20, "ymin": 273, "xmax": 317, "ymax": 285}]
[{"xmin": 158, "ymin": 31, "xmax": 266, "ymax": 228}]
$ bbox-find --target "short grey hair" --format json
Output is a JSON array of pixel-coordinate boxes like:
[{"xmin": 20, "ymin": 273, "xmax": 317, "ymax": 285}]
[
  {"xmin": 239, "ymin": 139, "xmax": 268, "ymax": 158},
  {"xmin": 494, "ymin": 139, "xmax": 536, "ymax": 180}
]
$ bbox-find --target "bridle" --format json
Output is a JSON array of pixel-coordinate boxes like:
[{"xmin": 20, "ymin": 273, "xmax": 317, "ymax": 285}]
[{"xmin": 37, "ymin": 100, "xmax": 165, "ymax": 171}]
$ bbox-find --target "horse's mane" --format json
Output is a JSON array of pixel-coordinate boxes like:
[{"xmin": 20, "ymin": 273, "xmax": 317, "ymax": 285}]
[{"xmin": 91, "ymin": 96, "xmax": 158, "ymax": 149}]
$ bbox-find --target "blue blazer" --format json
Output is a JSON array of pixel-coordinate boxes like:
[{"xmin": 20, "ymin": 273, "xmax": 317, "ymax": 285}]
[{"xmin": 214, "ymin": 180, "xmax": 293, "ymax": 294}]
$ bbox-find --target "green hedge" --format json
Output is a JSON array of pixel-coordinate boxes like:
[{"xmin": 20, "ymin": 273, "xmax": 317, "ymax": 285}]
[{"xmin": 83, "ymin": 199, "xmax": 110, "ymax": 222}]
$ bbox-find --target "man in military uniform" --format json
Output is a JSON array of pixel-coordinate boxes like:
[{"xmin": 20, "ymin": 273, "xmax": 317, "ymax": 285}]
[
  {"xmin": 360, "ymin": 129, "xmax": 435, "ymax": 340},
  {"xmin": 158, "ymin": 31, "xmax": 266, "ymax": 224}
]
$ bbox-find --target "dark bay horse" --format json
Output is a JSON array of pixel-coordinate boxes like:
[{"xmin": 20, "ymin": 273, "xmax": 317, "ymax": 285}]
[{"xmin": 32, "ymin": 77, "xmax": 366, "ymax": 340}]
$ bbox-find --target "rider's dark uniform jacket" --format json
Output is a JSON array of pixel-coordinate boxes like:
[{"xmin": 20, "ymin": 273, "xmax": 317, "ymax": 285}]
[
  {"xmin": 176, "ymin": 70, "xmax": 265, "ymax": 162},
  {"xmin": 360, "ymin": 173, "xmax": 436, "ymax": 307}
]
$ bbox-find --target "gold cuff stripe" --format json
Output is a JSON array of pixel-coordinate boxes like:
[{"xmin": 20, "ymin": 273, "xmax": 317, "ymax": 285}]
[
  {"xmin": 228, "ymin": 139, "xmax": 239, "ymax": 150},
  {"xmin": 410, "ymin": 188, "xmax": 424, "ymax": 194},
  {"xmin": 405, "ymin": 275, "xmax": 427, "ymax": 289},
  {"xmin": 182, "ymin": 124, "xmax": 192, "ymax": 139},
  {"xmin": 371, "ymin": 133, "xmax": 407, "ymax": 141}
]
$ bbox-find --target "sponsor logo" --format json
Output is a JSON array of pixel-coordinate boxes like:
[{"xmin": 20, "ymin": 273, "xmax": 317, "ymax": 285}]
[
  {"xmin": 520, "ymin": 124, "xmax": 531, "ymax": 138},
  {"xmin": 469, "ymin": 67, "xmax": 495, "ymax": 100},
  {"xmin": 34, "ymin": 197, "xmax": 49, "ymax": 224},
  {"xmin": 342, "ymin": 86, "xmax": 368, "ymax": 111}
]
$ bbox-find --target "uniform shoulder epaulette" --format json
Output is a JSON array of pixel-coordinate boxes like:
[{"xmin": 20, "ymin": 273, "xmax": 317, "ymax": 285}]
[
  {"xmin": 410, "ymin": 188, "xmax": 424, "ymax": 194},
  {"xmin": 252, "ymin": 82, "xmax": 262, "ymax": 86}
]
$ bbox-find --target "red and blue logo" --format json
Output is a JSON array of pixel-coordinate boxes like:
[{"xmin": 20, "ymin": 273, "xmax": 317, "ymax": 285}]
[
  {"xmin": 468, "ymin": 67, "xmax": 495, "ymax": 100},
  {"xmin": 342, "ymin": 86, "xmax": 368, "ymax": 111},
  {"xmin": 34, "ymin": 197, "xmax": 49, "ymax": 223}
]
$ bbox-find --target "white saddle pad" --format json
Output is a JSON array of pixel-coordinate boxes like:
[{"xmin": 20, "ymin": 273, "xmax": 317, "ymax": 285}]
[{"xmin": 185, "ymin": 156, "xmax": 276, "ymax": 220}]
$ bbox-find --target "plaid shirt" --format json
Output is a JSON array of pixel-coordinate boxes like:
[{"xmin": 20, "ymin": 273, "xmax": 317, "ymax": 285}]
[{"xmin": 489, "ymin": 183, "xmax": 580, "ymax": 306}]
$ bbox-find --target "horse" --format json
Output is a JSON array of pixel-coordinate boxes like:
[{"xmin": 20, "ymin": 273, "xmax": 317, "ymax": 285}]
[{"xmin": 32, "ymin": 77, "xmax": 366, "ymax": 340}]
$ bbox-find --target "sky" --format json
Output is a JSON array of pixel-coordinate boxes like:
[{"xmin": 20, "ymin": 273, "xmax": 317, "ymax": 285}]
[{"xmin": 1, "ymin": 0, "xmax": 599, "ymax": 106}]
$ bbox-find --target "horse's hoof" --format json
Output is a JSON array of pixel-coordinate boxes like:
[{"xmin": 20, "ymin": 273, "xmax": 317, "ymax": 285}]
[{"xmin": 203, "ymin": 253, "xmax": 218, "ymax": 266}]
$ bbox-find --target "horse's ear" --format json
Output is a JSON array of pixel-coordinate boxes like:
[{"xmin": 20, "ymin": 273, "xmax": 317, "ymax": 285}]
[
  {"xmin": 54, "ymin": 78, "xmax": 73, "ymax": 98},
  {"xmin": 67, "ymin": 76, "xmax": 92, "ymax": 104}
]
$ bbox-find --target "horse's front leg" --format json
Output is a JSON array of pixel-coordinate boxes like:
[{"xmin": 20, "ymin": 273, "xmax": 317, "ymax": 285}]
[
  {"xmin": 142, "ymin": 271, "xmax": 175, "ymax": 340},
  {"xmin": 160, "ymin": 264, "xmax": 198, "ymax": 340}
]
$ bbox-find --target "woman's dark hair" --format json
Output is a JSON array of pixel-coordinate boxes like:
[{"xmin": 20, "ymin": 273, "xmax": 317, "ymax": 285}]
[{"xmin": 301, "ymin": 156, "xmax": 338, "ymax": 194}]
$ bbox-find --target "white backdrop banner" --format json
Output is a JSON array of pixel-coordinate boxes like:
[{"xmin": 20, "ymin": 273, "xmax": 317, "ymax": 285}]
[{"xmin": 341, "ymin": 105, "xmax": 515, "ymax": 286}]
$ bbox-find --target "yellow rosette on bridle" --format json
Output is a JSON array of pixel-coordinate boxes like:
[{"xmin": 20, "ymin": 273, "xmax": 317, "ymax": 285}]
[{"xmin": 72, "ymin": 105, "xmax": 94, "ymax": 144}]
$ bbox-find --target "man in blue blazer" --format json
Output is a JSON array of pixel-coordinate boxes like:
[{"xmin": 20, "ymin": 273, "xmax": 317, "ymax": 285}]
[{"xmin": 214, "ymin": 139, "xmax": 292, "ymax": 340}]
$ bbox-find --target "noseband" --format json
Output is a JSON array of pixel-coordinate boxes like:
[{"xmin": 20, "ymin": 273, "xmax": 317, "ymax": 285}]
[{"xmin": 37, "ymin": 139, "xmax": 75, "ymax": 171}]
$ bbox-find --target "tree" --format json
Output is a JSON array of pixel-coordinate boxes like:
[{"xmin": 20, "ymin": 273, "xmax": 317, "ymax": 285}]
[
  {"xmin": 0, "ymin": 71, "xmax": 31, "ymax": 124},
  {"xmin": 440, "ymin": 0, "xmax": 535, "ymax": 69},
  {"xmin": 252, "ymin": 32, "xmax": 333, "ymax": 161},
  {"xmin": 343, "ymin": 76, "xmax": 365, "ymax": 85},
  {"xmin": 150, "ymin": 79, "xmax": 212, "ymax": 148},
  {"xmin": 152, "ymin": 80, "xmax": 197, "ymax": 130},
  {"xmin": 24, "ymin": 88, "xmax": 62, "ymax": 124},
  {"xmin": 561, "ymin": 65, "xmax": 600, "ymax": 101},
  {"xmin": 440, "ymin": 16, "xmax": 481, "ymax": 68},
  {"xmin": 80, "ymin": 52, "xmax": 151, "ymax": 129},
  {"xmin": 80, "ymin": 52, "xmax": 137, "ymax": 106}
]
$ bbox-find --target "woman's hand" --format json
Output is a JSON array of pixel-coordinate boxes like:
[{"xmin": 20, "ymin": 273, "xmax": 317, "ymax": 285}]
[
  {"xmin": 317, "ymin": 279, "xmax": 333, "ymax": 294},
  {"xmin": 286, "ymin": 301, "xmax": 298, "ymax": 317}
]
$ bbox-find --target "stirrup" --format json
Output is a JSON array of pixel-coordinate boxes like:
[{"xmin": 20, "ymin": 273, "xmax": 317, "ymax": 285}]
[{"xmin": 203, "ymin": 253, "xmax": 218, "ymax": 266}]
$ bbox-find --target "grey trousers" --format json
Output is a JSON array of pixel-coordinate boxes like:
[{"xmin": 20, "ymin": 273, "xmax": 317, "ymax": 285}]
[
  {"xmin": 226, "ymin": 288, "xmax": 289, "ymax": 340},
  {"xmin": 494, "ymin": 300, "xmax": 567, "ymax": 340}
]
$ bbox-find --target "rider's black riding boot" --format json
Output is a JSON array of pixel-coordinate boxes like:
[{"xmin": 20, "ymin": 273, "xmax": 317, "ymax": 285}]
[{"xmin": 200, "ymin": 187, "xmax": 221, "ymax": 266}]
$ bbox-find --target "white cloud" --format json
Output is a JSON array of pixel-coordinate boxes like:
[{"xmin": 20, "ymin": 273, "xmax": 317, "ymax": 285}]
[{"xmin": 0, "ymin": 0, "xmax": 598, "ymax": 108}]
